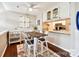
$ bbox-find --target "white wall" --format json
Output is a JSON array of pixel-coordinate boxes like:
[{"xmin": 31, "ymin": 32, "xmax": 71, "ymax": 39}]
[
  {"xmin": 0, "ymin": 3, "xmax": 8, "ymax": 31},
  {"xmin": 59, "ymin": 2, "xmax": 70, "ymax": 19},
  {"xmin": 4, "ymin": 11, "xmax": 36, "ymax": 31},
  {"xmin": 70, "ymin": 3, "xmax": 79, "ymax": 56},
  {"xmin": 36, "ymin": 12, "xmax": 43, "ymax": 32},
  {"xmin": 47, "ymin": 32, "xmax": 71, "ymax": 51}
]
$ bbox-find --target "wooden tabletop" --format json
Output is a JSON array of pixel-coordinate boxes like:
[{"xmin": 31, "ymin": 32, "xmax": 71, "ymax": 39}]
[{"xmin": 26, "ymin": 31, "xmax": 47, "ymax": 38}]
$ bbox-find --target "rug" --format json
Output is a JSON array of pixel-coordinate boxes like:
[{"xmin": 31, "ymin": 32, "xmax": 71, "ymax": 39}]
[{"xmin": 17, "ymin": 44, "xmax": 58, "ymax": 57}]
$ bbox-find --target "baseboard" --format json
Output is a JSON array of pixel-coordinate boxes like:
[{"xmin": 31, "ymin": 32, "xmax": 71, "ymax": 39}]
[
  {"xmin": 69, "ymin": 49, "xmax": 79, "ymax": 57},
  {"xmin": 1, "ymin": 45, "xmax": 7, "ymax": 57},
  {"xmin": 68, "ymin": 49, "xmax": 75, "ymax": 57}
]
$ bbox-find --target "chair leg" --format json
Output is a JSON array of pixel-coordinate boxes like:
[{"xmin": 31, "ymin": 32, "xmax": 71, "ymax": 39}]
[
  {"xmin": 39, "ymin": 40, "xmax": 49, "ymax": 56},
  {"xmin": 45, "ymin": 41, "xmax": 49, "ymax": 56},
  {"xmin": 28, "ymin": 45, "xmax": 31, "ymax": 57},
  {"xmin": 23, "ymin": 44, "xmax": 26, "ymax": 54},
  {"xmin": 41, "ymin": 42, "xmax": 44, "ymax": 55}
]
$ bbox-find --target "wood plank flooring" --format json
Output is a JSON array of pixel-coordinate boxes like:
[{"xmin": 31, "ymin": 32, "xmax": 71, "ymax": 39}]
[
  {"xmin": 47, "ymin": 42, "xmax": 70, "ymax": 57},
  {"xmin": 4, "ymin": 43, "xmax": 20, "ymax": 57}
]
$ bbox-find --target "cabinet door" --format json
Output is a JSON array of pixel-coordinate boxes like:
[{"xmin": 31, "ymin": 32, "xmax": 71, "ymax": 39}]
[
  {"xmin": 59, "ymin": 3, "xmax": 70, "ymax": 19},
  {"xmin": 52, "ymin": 7, "xmax": 60, "ymax": 20}
]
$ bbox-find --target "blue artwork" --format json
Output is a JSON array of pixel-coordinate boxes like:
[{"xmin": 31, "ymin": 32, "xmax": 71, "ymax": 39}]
[{"xmin": 76, "ymin": 11, "xmax": 79, "ymax": 30}]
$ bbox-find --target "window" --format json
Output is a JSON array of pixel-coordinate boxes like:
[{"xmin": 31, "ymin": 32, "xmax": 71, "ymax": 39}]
[{"xmin": 20, "ymin": 16, "xmax": 30, "ymax": 28}]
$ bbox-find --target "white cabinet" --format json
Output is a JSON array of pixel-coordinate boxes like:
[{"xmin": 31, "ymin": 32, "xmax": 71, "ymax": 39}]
[
  {"xmin": 43, "ymin": 2, "xmax": 70, "ymax": 21},
  {"xmin": 52, "ymin": 2, "xmax": 70, "ymax": 20},
  {"xmin": 9, "ymin": 31, "xmax": 22, "ymax": 44}
]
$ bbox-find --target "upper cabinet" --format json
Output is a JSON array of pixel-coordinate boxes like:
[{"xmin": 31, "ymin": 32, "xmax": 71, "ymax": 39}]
[
  {"xmin": 52, "ymin": 8, "xmax": 58, "ymax": 19},
  {"xmin": 46, "ymin": 7, "xmax": 59, "ymax": 21},
  {"xmin": 47, "ymin": 11, "xmax": 51, "ymax": 20},
  {"xmin": 44, "ymin": 2, "xmax": 70, "ymax": 21}
]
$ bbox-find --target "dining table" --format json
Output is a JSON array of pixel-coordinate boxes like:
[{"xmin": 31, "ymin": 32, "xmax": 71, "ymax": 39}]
[
  {"xmin": 24, "ymin": 31, "xmax": 47, "ymax": 56},
  {"xmin": 27, "ymin": 31, "xmax": 47, "ymax": 38}
]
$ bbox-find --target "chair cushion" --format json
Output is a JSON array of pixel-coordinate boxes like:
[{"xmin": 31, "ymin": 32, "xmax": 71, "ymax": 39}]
[
  {"xmin": 39, "ymin": 38, "xmax": 45, "ymax": 41},
  {"xmin": 27, "ymin": 40, "xmax": 34, "ymax": 45}
]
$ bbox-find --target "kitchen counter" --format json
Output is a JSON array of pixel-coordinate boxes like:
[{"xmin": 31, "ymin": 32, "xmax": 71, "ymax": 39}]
[{"xmin": 49, "ymin": 31, "xmax": 70, "ymax": 35}]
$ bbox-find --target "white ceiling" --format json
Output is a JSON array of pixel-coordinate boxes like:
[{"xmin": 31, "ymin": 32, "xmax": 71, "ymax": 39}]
[{"xmin": 2, "ymin": 2, "xmax": 58, "ymax": 16}]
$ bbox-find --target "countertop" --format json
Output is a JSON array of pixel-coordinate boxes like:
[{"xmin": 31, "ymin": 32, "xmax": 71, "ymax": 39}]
[{"xmin": 49, "ymin": 30, "xmax": 71, "ymax": 35}]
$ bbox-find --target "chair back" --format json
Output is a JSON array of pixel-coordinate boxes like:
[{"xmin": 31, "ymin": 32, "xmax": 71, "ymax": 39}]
[
  {"xmin": 22, "ymin": 32, "xmax": 32, "ymax": 44},
  {"xmin": 22, "ymin": 32, "xmax": 28, "ymax": 40}
]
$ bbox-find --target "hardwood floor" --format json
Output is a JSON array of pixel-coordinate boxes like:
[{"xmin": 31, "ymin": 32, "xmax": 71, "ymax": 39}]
[
  {"xmin": 47, "ymin": 42, "xmax": 70, "ymax": 57},
  {"xmin": 4, "ymin": 42, "xmax": 70, "ymax": 57},
  {"xmin": 4, "ymin": 43, "xmax": 20, "ymax": 57}
]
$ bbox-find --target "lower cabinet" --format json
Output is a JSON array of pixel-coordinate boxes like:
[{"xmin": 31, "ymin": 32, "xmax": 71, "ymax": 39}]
[{"xmin": 9, "ymin": 31, "xmax": 22, "ymax": 45}]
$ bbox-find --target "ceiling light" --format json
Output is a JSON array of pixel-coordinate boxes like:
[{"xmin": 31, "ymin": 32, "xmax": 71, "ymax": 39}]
[{"xmin": 29, "ymin": 8, "xmax": 32, "ymax": 11}]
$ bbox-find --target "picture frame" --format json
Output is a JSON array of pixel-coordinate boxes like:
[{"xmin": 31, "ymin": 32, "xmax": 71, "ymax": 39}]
[{"xmin": 37, "ymin": 20, "xmax": 40, "ymax": 25}]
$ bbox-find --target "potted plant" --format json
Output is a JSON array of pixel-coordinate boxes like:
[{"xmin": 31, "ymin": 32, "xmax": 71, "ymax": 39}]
[{"xmin": 34, "ymin": 26, "xmax": 37, "ymax": 30}]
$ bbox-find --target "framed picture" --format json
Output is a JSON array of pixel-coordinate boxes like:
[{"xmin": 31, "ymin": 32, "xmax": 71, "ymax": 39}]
[{"xmin": 37, "ymin": 20, "xmax": 40, "ymax": 25}]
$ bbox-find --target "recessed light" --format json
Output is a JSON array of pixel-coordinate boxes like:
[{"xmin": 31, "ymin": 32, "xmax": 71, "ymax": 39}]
[
  {"xmin": 29, "ymin": 8, "xmax": 32, "ymax": 11},
  {"xmin": 16, "ymin": 5, "xmax": 19, "ymax": 8}
]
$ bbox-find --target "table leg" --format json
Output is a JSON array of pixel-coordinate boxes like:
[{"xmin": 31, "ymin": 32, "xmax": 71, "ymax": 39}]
[{"xmin": 34, "ymin": 37, "xmax": 38, "ymax": 57}]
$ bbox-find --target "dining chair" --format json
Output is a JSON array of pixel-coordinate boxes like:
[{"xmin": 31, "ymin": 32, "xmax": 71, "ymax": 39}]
[{"xmin": 22, "ymin": 32, "xmax": 37, "ymax": 57}]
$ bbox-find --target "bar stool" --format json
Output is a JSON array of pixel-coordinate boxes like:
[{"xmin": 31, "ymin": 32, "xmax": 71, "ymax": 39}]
[
  {"xmin": 38, "ymin": 31, "xmax": 49, "ymax": 56},
  {"xmin": 22, "ymin": 32, "xmax": 34, "ymax": 56},
  {"xmin": 38, "ymin": 38, "xmax": 49, "ymax": 53}
]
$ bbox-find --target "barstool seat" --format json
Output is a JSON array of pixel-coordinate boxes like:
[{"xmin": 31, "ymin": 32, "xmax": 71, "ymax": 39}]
[
  {"xmin": 38, "ymin": 37, "xmax": 49, "ymax": 56},
  {"xmin": 39, "ymin": 38, "xmax": 45, "ymax": 41}
]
